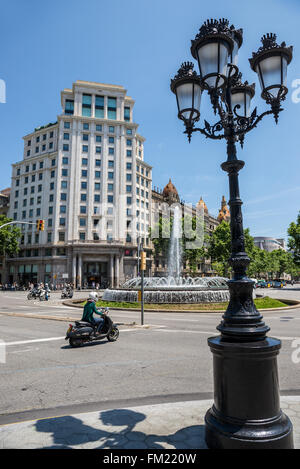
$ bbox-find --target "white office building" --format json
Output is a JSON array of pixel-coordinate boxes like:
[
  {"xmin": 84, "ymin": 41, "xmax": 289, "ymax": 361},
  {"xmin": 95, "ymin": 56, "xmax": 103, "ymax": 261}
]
[{"xmin": 7, "ymin": 81, "xmax": 152, "ymax": 287}]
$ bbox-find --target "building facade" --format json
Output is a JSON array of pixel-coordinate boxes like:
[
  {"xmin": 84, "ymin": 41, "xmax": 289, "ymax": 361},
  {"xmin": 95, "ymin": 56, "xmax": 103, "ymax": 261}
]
[
  {"xmin": 254, "ymin": 237, "xmax": 286, "ymax": 252},
  {"xmin": 151, "ymin": 179, "xmax": 223, "ymax": 276},
  {"xmin": 7, "ymin": 81, "xmax": 152, "ymax": 287}
]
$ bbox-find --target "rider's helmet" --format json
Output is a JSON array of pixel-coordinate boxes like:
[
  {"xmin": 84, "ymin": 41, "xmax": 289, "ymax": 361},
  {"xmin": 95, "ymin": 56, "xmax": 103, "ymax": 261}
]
[{"xmin": 89, "ymin": 292, "xmax": 98, "ymax": 302}]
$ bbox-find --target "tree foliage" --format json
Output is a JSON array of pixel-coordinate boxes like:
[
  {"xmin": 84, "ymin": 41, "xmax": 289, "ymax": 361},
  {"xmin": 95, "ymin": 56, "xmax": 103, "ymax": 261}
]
[{"xmin": 0, "ymin": 215, "xmax": 21, "ymax": 257}]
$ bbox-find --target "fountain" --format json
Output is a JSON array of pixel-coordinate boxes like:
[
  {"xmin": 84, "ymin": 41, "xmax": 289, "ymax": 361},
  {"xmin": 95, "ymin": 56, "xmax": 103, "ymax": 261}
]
[{"xmin": 103, "ymin": 204, "xmax": 230, "ymax": 305}]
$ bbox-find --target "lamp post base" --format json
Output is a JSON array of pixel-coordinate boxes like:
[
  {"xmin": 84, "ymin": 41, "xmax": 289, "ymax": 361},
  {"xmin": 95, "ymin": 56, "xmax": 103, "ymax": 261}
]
[{"xmin": 205, "ymin": 336, "xmax": 294, "ymax": 449}]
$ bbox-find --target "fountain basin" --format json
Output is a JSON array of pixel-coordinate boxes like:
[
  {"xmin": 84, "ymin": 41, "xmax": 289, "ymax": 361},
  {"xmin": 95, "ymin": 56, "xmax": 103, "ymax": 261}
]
[{"xmin": 102, "ymin": 276, "xmax": 230, "ymax": 304}]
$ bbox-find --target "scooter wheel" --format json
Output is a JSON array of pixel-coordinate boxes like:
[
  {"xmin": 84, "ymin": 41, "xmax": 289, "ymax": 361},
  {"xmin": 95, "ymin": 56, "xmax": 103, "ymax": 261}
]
[
  {"xmin": 69, "ymin": 338, "xmax": 83, "ymax": 348},
  {"xmin": 107, "ymin": 327, "xmax": 119, "ymax": 342}
]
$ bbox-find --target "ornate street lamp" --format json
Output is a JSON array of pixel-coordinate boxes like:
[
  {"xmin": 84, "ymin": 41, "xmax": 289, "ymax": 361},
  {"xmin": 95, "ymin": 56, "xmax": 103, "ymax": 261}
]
[{"xmin": 171, "ymin": 18, "xmax": 294, "ymax": 449}]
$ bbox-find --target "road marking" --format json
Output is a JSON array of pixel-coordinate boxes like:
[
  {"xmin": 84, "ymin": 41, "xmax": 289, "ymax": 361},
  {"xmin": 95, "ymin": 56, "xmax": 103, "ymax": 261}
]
[
  {"xmin": 5, "ymin": 337, "xmax": 66, "ymax": 346},
  {"xmin": 155, "ymin": 329, "xmax": 217, "ymax": 335}
]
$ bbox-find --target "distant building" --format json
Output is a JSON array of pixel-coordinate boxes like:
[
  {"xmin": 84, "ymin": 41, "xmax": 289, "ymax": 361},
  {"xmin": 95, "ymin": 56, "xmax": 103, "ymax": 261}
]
[
  {"xmin": 217, "ymin": 195, "xmax": 230, "ymax": 223},
  {"xmin": 0, "ymin": 187, "xmax": 10, "ymax": 216},
  {"xmin": 254, "ymin": 237, "xmax": 286, "ymax": 252}
]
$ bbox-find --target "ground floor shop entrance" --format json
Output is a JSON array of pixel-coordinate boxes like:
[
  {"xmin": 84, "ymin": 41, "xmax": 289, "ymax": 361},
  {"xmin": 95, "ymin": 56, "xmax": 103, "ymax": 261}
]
[{"xmin": 82, "ymin": 262, "xmax": 108, "ymax": 288}]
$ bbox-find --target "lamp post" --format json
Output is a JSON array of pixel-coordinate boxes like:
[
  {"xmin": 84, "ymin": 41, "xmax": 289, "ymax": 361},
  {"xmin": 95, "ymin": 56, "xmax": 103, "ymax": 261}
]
[{"xmin": 171, "ymin": 18, "xmax": 294, "ymax": 449}]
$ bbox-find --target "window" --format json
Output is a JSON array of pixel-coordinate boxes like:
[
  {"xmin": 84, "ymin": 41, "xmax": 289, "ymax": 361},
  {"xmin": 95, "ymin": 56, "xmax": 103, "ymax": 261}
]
[
  {"xmin": 59, "ymin": 232, "xmax": 65, "ymax": 242},
  {"xmin": 126, "ymin": 173, "xmax": 132, "ymax": 182},
  {"xmin": 79, "ymin": 218, "xmax": 86, "ymax": 227},
  {"xmin": 82, "ymin": 158, "xmax": 88, "ymax": 166},
  {"xmin": 95, "ymin": 159, "xmax": 101, "ymax": 167},
  {"xmin": 24, "ymin": 188, "xmax": 28, "ymax": 195},
  {"xmin": 96, "ymin": 124, "xmax": 102, "ymax": 132},
  {"xmin": 126, "ymin": 185, "xmax": 132, "ymax": 193},
  {"xmin": 31, "ymin": 186, "xmax": 35, "ymax": 193},
  {"xmin": 16, "ymin": 179, "xmax": 20, "ymax": 187},
  {"xmin": 81, "ymin": 181, "xmax": 87, "ymax": 189},
  {"xmin": 49, "ymin": 206, "xmax": 53, "ymax": 215},
  {"xmin": 96, "ymin": 135, "xmax": 101, "ymax": 143},
  {"xmin": 82, "ymin": 145, "xmax": 88, "ymax": 152},
  {"xmin": 59, "ymin": 218, "xmax": 66, "ymax": 226},
  {"xmin": 108, "ymin": 172, "xmax": 114, "ymax": 180},
  {"xmin": 95, "ymin": 95, "xmax": 104, "ymax": 118},
  {"xmin": 127, "ymin": 150, "xmax": 132, "ymax": 157},
  {"xmin": 27, "ymin": 150, "xmax": 30, "ymax": 157},
  {"xmin": 51, "ymin": 158, "xmax": 56, "ymax": 166},
  {"xmin": 63, "ymin": 144, "xmax": 69, "ymax": 151},
  {"xmin": 65, "ymin": 99, "xmax": 74, "ymax": 115},
  {"xmin": 108, "ymin": 161, "xmax": 114, "ymax": 169},
  {"xmin": 94, "ymin": 182, "xmax": 100, "ymax": 190},
  {"xmin": 64, "ymin": 121, "xmax": 70, "ymax": 129},
  {"xmin": 62, "ymin": 169, "xmax": 68, "ymax": 177},
  {"xmin": 81, "ymin": 170, "xmax": 88, "ymax": 178},
  {"xmin": 62, "ymin": 157, "xmax": 68, "ymax": 165},
  {"xmin": 42, "ymin": 145, "xmax": 46, "ymax": 151},
  {"xmin": 49, "ymin": 142, "xmax": 53, "ymax": 149},
  {"xmin": 80, "ymin": 206, "xmax": 86, "ymax": 214},
  {"xmin": 49, "ymin": 194, "xmax": 54, "ymax": 202},
  {"xmin": 32, "ymin": 163, "xmax": 36, "ymax": 171},
  {"xmin": 126, "ymin": 128, "xmax": 132, "ymax": 135},
  {"xmin": 82, "ymin": 133, "xmax": 89, "ymax": 141},
  {"xmin": 28, "ymin": 140, "xmax": 31, "ymax": 146},
  {"xmin": 95, "ymin": 146, "xmax": 101, "ymax": 154},
  {"xmin": 109, "ymin": 136, "xmax": 114, "ymax": 144},
  {"xmin": 126, "ymin": 139, "xmax": 132, "ymax": 146},
  {"xmin": 24, "ymin": 176, "xmax": 28, "ymax": 184},
  {"xmin": 48, "ymin": 219, "xmax": 53, "ymax": 227},
  {"xmin": 50, "ymin": 182, "xmax": 54, "ymax": 190},
  {"xmin": 94, "ymin": 194, "xmax": 100, "ymax": 202},
  {"xmin": 95, "ymin": 171, "xmax": 101, "ymax": 178},
  {"xmin": 107, "ymin": 195, "xmax": 114, "ymax": 203},
  {"xmin": 61, "ymin": 181, "xmax": 67, "ymax": 189},
  {"xmin": 39, "ymin": 161, "xmax": 44, "ymax": 169},
  {"xmin": 79, "ymin": 232, "xmax": 85, "ymax": 241},
  {"xmin": 108, "ymin": 183, "xmax": 114, "ymax": 192},
  {"xmin": 36, "ymin": 136, "xmax": 40, "ymax": 143},
  {"xmin": 109, "ymin": 126, "xmax": 115, "ymax": 133},
  {"xmin": 81, "ymin": 193, "xmax": 87, "ymax": 202},
  {"xmin": 35, "ymin": 146, "xmax": 39, "ymax": 153},
  {"xmin": 36, "ymin": 208, "xmax": 40, "ymax": 216},
  {"xmin": 38, "ymin": 173, "xmax": 43, "ymax": 180},
  {"xmin": 38, "ymin": 184, "xmax": 42, "ymax": 192},
  {"xmin": 63, "ymin": 133, "xmax": 69, "ymax": 140},
  {"xmin": 61, "ymin": 193, "xmax": 67, "ymax": 201},
  {"xmin": 49, "ymin": 131, "xmax": 54, "ymax": 138},
  {"xmin": 126, "ymin": 162, "xmax": 132, "ymax": 170},
  {"xmin": 47, "ymin": 233, "xmax": 52, "ymax": 243},
  {"xmin": 124, "ymin": 106, "xmax": 130, "ymax": 121},
  {"xmin": 83, "ymin": 123, "xmax": 89, "ymax": 130},
  {"xmin": 108, "ymin": 98, "xmax": 116, "ymax": 120},
  {"xmin": 45, "ymin": 248, "xmax": 52, "ymax": 256},
  {"xmin": 82, "ymin": 94, "xmax": 92, "ymax": 117},
  {"xmin": 108, "ymin": 147, "xmax": 114, "ymax": 155}
]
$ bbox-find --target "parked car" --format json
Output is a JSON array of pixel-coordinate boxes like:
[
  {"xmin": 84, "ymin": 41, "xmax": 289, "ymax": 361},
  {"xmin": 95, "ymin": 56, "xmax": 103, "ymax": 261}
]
[
  {"xmin": 273, "ymin": 279, "xmax": 284, "ymax": 288},
  {"xmin": 257, "ymin": 280, "xmax": 267, "ymax": 288}
]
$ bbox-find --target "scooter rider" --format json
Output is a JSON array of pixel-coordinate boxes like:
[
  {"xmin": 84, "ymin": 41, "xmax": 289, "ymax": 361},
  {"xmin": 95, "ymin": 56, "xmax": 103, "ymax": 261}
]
[{"xmin": 81, "ymin": 292, "xmax": 106, "ymax": 335}]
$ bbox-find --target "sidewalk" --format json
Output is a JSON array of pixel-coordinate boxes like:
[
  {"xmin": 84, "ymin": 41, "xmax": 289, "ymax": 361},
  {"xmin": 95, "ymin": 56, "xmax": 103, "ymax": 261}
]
[{"xmin": 0, "ymin": 397, "xmax": 299, "ymax": 449}]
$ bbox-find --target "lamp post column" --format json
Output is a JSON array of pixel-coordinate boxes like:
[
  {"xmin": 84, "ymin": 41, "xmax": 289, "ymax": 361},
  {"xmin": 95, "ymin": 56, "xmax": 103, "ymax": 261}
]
[{"xmin": 204, "ymin": 137, "xmax": 293, "ymax": 449}]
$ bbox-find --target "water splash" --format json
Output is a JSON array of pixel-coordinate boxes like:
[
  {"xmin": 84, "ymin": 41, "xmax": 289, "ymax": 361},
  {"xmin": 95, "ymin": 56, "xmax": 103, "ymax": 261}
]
[{"xmin": 168, "ymin": 205, "xmax": 182, "ymax": 278}]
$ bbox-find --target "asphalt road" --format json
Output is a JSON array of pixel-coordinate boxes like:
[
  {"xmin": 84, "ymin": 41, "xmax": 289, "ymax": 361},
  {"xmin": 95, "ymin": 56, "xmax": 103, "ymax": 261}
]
[{"xmin": 0, "ymin": 287, "xmax": 299, "ymax": 424}]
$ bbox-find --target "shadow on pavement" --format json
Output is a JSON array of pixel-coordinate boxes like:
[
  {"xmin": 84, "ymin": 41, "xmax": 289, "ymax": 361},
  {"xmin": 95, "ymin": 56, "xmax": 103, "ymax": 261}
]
[{"xmin": 35, "ymin": 408, "xmax": 206, "ymax": 449}]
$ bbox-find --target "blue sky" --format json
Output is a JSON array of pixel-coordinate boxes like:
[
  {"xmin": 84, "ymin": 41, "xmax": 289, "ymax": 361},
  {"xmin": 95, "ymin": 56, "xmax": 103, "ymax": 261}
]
[{"xmin": 0, "ymin": 0, "xmax": 299, "ymax": 240}]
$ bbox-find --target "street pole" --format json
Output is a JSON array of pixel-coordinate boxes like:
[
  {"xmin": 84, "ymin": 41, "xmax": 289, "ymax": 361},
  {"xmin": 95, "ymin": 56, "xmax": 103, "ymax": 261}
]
[
  {"xmin": 170, "ymin": 19, "xmax": 294, "ymax": 449},
  {"xmin": 140, "ymin": 250, "xmax": 146, "ymax": 326}
]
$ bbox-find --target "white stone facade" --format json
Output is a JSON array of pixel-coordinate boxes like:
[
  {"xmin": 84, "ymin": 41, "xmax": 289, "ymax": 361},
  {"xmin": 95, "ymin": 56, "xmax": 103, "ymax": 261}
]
[{"xmin": 7, "ymin": 81, "xmax": 152, "ymax": 287}]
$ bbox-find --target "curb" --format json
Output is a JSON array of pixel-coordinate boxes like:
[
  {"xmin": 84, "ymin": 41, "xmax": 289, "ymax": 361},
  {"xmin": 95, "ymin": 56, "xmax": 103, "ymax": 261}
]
[{"xmin": 63, "ymin": 298, "xmax": 300, "ymax": 314}]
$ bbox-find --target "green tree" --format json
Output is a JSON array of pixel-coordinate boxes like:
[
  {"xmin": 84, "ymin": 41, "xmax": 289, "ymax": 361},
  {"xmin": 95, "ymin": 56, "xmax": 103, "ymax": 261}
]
[
  {"xmin": 288, "ymin": 211, "xmax": 300, "ymax": 266},
  {"xmin": 0, "ymin": 215, "xmax": 21, "ymax": 257}
]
